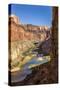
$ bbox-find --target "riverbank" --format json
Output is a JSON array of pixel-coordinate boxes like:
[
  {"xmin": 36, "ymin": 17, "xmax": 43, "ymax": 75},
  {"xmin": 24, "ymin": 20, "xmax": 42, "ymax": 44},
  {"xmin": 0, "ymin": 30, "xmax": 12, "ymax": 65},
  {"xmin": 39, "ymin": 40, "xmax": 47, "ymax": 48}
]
[
  {"xmin": 9, "ymin": 55, "xmax": 50, "ymax": 73},
  {"xmin": 10, "ymin": 57, "xmax": 58, "ymax": 86}
]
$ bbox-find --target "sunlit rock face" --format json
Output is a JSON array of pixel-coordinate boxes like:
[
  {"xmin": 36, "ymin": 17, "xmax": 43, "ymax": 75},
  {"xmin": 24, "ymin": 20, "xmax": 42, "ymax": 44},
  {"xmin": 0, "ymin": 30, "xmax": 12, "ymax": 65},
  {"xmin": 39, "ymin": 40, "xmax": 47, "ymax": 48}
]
[
  {"xmin": 9, "ymin": 14, "xmax": 20, "ymax": 24},
  {"xmin": 9, "ymin": 22, "xmax": 25, "ymax": 41},
  {"xmin": 9, "ymin": 16, "xmax": 25, "ymax": 41},
  {"xmin": 9, "ymin": 15, "xmax": 50, "ymax": 42}
]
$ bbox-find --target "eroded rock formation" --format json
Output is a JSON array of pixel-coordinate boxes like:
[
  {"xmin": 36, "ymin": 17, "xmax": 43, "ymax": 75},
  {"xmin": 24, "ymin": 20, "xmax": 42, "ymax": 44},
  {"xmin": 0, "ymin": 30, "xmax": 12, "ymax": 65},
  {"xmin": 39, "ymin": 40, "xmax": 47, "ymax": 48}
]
[{"xmin": 9, "ymin": 15, "xmax": 50, "ymax": 42}]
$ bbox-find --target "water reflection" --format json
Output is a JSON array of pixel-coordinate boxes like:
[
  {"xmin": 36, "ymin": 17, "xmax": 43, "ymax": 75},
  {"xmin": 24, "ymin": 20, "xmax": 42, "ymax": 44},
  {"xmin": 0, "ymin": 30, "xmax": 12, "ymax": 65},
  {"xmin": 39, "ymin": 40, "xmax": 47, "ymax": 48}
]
[{"xmin": 11, "ymin": 55, "xmax": 50, "ymax": 83}]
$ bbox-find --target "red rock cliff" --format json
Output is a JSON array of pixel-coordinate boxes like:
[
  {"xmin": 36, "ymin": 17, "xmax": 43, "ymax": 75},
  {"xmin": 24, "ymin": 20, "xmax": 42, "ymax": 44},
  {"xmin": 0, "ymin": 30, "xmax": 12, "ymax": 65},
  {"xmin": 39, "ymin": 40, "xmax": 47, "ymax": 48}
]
[{"xmin": 9, "ymin": 15, "xmax": 50, "ymax": 42}]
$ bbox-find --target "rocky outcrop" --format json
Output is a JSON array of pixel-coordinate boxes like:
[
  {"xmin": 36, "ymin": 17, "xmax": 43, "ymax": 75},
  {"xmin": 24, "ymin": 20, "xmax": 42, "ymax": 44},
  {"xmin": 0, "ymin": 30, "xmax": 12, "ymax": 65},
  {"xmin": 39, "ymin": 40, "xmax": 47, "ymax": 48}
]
[
  {"xmin": 9, "ymin": 15, "xmax": 50, "ymax": 42},
  {"xmin": 9, "ymin": 15, "xmax": 20, "ymax": 24},
  {"xmin": 40, "ymin": 38, "xmax": 51, "ymax": 55},
  {"xmin": 52, "ymin": 7, "xmax": 58, "ymax": 60}
]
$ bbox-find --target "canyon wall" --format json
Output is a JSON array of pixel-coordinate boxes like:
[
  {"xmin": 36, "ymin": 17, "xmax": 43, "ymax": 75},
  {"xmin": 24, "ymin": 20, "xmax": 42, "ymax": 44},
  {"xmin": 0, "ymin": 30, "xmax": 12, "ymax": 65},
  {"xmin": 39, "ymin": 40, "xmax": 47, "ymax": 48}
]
[{"xmin": 9, "ymin": 15, "xmax": 51, "ymax": 42}]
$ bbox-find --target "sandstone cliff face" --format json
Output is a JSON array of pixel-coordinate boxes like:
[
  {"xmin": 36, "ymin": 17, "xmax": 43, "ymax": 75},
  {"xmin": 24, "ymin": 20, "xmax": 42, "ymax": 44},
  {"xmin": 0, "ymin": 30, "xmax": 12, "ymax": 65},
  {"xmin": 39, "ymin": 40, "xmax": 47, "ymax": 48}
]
[
  {"xmin": 9, "ymin": 21, "xmax": 25, "ymax": 41},
  {"xmin": 9, "ymin": 15, "xmax": 50, "ymax": 42},
  {"xmin": 9, "ymin": 15, "xmax": 20, "ymax": 24}
]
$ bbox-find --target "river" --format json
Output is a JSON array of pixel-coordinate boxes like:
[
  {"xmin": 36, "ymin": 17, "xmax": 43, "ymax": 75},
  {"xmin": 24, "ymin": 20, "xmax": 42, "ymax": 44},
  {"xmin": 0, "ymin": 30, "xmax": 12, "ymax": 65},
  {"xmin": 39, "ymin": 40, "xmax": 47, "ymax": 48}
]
[{"xmin": 11, "ymin": 55, "xmax": 50, "ymax": 83}]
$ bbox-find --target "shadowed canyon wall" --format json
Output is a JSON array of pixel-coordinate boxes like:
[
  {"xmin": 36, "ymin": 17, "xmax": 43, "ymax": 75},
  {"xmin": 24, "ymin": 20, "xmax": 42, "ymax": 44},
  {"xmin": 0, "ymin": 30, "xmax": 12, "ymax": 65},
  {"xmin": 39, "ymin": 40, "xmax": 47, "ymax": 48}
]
[{"xmin": 52, "ymin": 7, "xmax": 58, "ymax": 61}]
